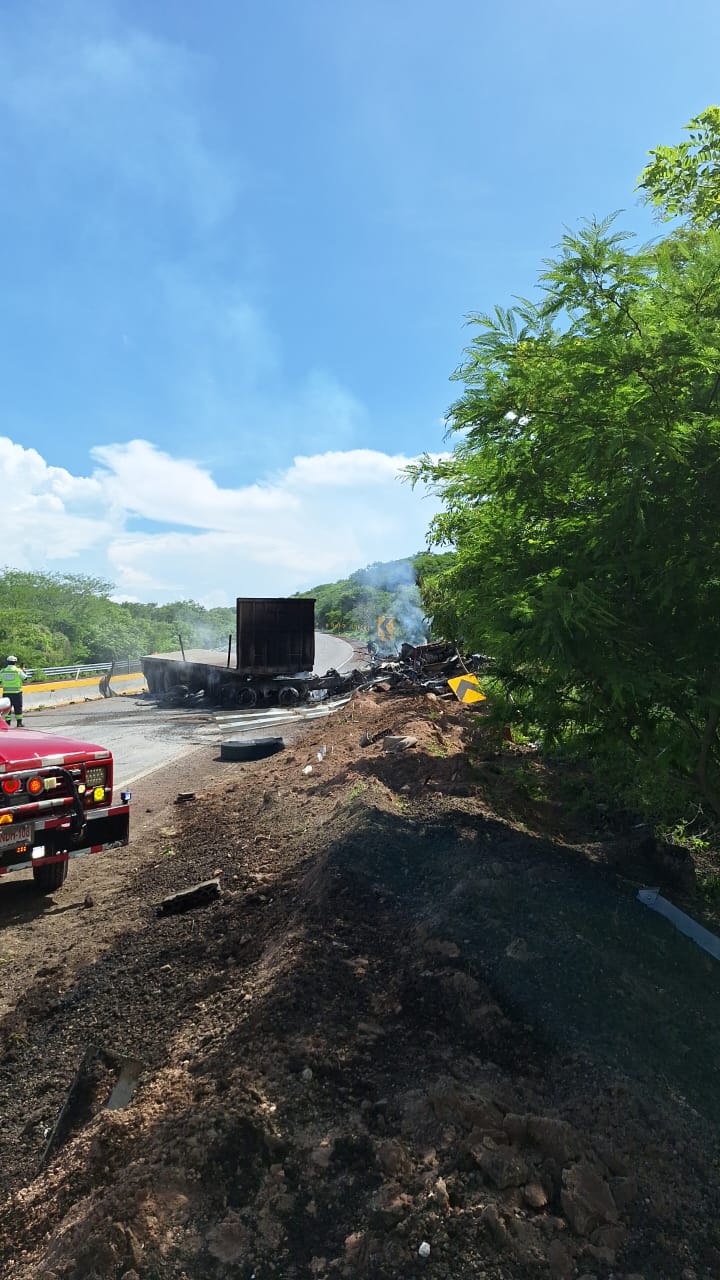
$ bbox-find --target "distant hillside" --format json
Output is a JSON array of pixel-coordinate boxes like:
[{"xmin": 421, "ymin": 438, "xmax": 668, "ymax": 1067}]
[{"xmin": 295, "ymin": 552, "xmax": 455, "ymax": 644}]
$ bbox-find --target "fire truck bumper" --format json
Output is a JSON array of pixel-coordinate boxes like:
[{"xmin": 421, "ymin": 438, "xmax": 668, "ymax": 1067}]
[{"xmin": 0, "ymin": 803, "xmax": 130, "ymax": 875}]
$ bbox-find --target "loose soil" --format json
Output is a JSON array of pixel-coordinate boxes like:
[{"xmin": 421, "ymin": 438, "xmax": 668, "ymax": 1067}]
[{"xmin": 0, "ymin": 691, "xmax": 719, "ymax": 1280}]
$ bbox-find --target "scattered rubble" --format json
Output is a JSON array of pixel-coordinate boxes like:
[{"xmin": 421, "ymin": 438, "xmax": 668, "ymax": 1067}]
[{"xmin": 156, "ymin": 878, "xmax": 221, "ymax": 916}]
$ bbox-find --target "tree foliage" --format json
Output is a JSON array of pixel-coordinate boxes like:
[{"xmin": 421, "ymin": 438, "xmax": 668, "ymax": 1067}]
[
  {"xmin": 638, "ymin": 106, "xmax": 720, "ymax": 228},
  {"xmin": 410, "ymin": 142, "xmax": 720, "ymax": 818},
  {"xmin": 0, "ymin": 570, "xmax": 235, "ymax": 670}
]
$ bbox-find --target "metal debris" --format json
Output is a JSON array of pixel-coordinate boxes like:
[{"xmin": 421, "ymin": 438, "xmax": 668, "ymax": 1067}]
[
  {"xmin": 637, "ymin": 888, "xmax": 720, "ymax": 962},
  {"xmin": 41, "ymin": 1045, "xmax": 144, "ymax": 1167}
]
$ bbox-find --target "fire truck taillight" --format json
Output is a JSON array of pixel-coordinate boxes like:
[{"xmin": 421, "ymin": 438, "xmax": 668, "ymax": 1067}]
[
  {"xmin": 2, "ymin": 778, "xmax": 20, "ymax": 795},
  {"xmin": 27, "ymin": 777, "xmax": 43, "ymax": 796}
]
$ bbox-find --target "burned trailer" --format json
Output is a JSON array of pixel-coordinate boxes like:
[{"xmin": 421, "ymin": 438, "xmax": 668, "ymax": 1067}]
[{"xmin": 142, "ymin": 597, "xmax": 360, "ymax": 708}]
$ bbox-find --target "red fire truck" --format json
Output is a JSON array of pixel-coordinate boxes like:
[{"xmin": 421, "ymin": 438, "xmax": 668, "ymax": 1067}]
[{"xmin": 0, "ymin": 703, "xmax": 130, "ymax": 892}]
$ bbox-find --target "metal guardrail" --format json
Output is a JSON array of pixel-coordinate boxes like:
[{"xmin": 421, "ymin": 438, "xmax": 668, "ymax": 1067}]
[{"xmin": 24, "ymin": 659, "xmax": 143, "ymax": 681}]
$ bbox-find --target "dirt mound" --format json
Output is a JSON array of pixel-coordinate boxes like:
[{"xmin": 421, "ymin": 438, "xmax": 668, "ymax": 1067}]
[{"xmin": 1, "ymin": 693, "xmax": 719, "ymax": 1278}]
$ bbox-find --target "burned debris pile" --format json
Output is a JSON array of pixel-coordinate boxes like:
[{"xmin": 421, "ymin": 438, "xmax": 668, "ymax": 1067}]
[
  {"xmin": 150, "ymin": 641, "xmax": 491, "ymax": 708},
  {"xmin": 362, "ymin": 641, "xmax": 492, "ymax": 697}
]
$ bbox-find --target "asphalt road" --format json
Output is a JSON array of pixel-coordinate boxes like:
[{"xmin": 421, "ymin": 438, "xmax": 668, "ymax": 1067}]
[{"xmin": 21, "ymin": 632, "xmax": 355, "ymax": 791}]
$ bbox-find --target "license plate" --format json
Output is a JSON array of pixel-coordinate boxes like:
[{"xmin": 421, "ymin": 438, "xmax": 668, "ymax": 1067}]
[{"xmin": 0, "ymin": 822, "xmax": 34, "ymax": 852}]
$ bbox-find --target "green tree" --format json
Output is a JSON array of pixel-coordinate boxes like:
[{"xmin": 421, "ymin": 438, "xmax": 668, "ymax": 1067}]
[
  {"xmin": 410, "ymin": 210, "xmax": 720, "ymax": 817},
  {"xmin": 638, "ymin": 106, "xmax": 720, "ymax": 228},
  {"xmin": 0, "ymin": 569, "xmax": 238, "ymax": 666}
]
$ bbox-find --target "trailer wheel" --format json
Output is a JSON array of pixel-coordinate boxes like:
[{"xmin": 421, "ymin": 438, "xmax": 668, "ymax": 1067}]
[
  {"xmin": 278, "ymin": 687, "xmax": 300, "ymax": 706},
  {"xmin": 220, "ymin": 737, "xmax": 284, "ymax": 762},
  {"xmin": 33, "ymin": 859, "xmax": 68, "ymax": 894},
  {"xmin": 238, "ymin": 687, "xmax": 258, "ymax": 708}
]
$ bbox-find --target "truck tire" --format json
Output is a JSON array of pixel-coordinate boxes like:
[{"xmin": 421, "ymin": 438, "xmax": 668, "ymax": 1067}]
[
  {"xmin": 220, "ymin": 737, "xmax": 284, "ymax": 762},
  {"xmin": 278, "ymin": 686, "xmax": 300, "ymax": 706},
  {"xmin": 33, "ymin": 859, "xmax": 69, "ymax": 893}
]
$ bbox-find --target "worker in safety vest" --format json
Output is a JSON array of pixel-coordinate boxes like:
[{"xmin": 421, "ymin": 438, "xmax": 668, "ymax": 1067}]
[{"xmin": 0, "ymin": 656, "xmax": 28, "ymax": 727}]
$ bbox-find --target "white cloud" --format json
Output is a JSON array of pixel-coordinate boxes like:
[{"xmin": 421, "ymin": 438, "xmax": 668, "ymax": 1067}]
[
  {"xmin": 0, "ymin": 436, "xmax": 442, "ymax": 603},
  {"xmin": 0, "ymin": 438, "xmax": 117, "ymax": 566}
]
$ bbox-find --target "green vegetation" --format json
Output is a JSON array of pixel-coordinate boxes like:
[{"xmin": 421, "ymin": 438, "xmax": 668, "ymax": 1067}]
[
  {"xmin": 0, "ymin": 570, "xmax": 235, "ymax": 671},
  {"xmin": 410, "ymin": 108, "xmax": 720, "ymax": 825},
  {"xmin": 296, "ymin": 551, "xmax": 453, "ymax": 639}
]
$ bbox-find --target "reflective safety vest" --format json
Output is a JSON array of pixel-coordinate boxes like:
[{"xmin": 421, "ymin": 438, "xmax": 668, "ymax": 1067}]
[{"xmin": 0, "ymin": 665, "xmax": 23, "ymax": 693}]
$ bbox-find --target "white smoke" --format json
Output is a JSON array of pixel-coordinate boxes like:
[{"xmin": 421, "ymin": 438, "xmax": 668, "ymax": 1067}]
[{"xmin": 354, "ymin": 558, "xmax": 429, "ymax": 654}]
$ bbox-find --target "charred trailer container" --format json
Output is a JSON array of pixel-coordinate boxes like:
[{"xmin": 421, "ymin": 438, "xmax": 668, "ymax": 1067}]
[
  {"xmin": 236, "ymin": 597, "xmax": 315, "ymax": 675},
  {"xmin": 141, "ymin": 595, "xmax": 358, "ymax": 707}
]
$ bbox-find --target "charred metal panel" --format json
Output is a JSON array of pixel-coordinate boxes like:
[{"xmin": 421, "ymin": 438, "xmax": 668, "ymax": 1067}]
[{"xmin": 236, "ymin": 598, "xmax": 315, "ymax": 675}]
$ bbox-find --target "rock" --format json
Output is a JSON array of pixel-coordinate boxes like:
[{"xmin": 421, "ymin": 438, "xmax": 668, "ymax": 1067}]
[
  {"xmin": 592, "ymin": 1223, "xmax": 629, "ymax": 1252},
  {"xmin": 480, "ymin": 1202, "xmax": 508, "ymax": 1246},
  {"xmin": 376, "ymin": 1139, "xmax": 411, "ymax": 1176},
  {"xmin": 508, "ymin": 1216, "xmax": 545, "ymax": 1264},
  {"xmin": 301, "ymin": 1067, "xmax": 314, "ymax": 1082},
  {"xmin": 121, "ymin": 1273, "xmax": 140, "ymax": 1280},
  {"xmin": 478, "ymin": 1147, "xmax": 529, "ymax": 1189},
  {"xmin": 382, "ymin": 735, "xmax": 418, "ymax": 753},
  {"xmin": 547, "ymin": 1239, "xmax": 573, "ymax": 1278},
  {"xmin": 426, "ymin": 1083, "xmax": 502, "ymax": 1134},
  {"xmin": 610, "ymin": 1176, "xmax": 639, "ymax": 1209},
  {"xmin": 434, "ymin": 1177, "xmax": 450, "ymax": 1213},
  {"xmin": 207, "ymin": 1210, "xmax": 249, "ymax": 1264},
  {"xmin": 587, "ymin": 1244, "xmax": 616, "ymax": 1265},
  {"xmin": 370, "ymin": 1186, "xmax": 413, "ymax": 1226},
  {"xmin": 126, "ymin": 1229, "xmax": 143, "ymax": 1269},
  {"xmin": 561, "ymin": 1162, "xmax": 617, "ymax": 1236},
  {"xmin": 527, "ymin": 1116, "xmax": 582, "ymax": 1164},
  {"xmin": 83, "ymin": 893, "xmax": 95, "ymax": 908},
  {"xmin": 505, "ymin": 937, "xmax": 529, "ymax": 960},
  {"xmin": 503, "ymin": 1113, "xmax": 528, "ymax": 1144},
  {"xmin": 539, "ymin": 1216, "xmax": 568, "ymax": 1239},
  {"xmin": 423, "ymin": 939, "xmax": 460, "ymax": 958},
  {"xmin": 523, "ymin": 1182, "xmax": 548, "ymax": 1210}
]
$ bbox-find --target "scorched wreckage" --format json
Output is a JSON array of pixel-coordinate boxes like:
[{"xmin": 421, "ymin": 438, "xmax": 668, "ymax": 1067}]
[
  {"xmin": 142, "ymin": 597, "xmax": 485, "ymax": 706},
  {"xmin": 0, "ymin": 705, "xmax": 130, "ymax": 893},
  {"xmin": 142, "ymin": 597, "xmax": 339, "ymax": 707}
]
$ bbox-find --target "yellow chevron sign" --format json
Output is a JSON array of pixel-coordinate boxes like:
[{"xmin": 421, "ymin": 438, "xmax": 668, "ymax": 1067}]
[
  {"xmin": 377, "ymin": 616, "xmax": 395, "ymax": 643},
  {"xmin": 448, "ymin": 674, "xmax": 486, "ymax": 704}
]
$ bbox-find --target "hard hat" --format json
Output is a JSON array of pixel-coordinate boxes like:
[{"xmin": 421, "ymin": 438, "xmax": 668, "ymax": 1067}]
[{"xmin": 6, "ymin": 656, "xmax": 17, "ymax": 664}]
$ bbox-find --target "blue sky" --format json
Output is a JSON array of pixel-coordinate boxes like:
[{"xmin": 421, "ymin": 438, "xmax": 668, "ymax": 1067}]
[{"xmin": 1, "ymin": 0, "xmax": 718, "ymax": 603}]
